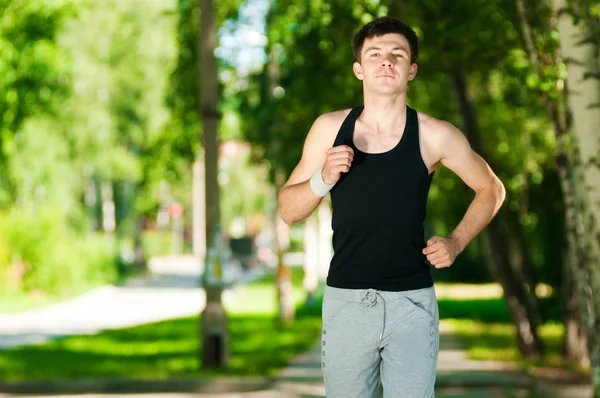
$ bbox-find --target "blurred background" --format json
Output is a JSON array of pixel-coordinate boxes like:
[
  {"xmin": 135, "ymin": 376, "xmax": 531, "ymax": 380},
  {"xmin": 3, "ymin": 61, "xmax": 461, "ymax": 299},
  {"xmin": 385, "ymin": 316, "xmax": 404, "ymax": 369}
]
[{"xmin": 0, "ymin": 0, "xmax": 599, "ymax": 397}]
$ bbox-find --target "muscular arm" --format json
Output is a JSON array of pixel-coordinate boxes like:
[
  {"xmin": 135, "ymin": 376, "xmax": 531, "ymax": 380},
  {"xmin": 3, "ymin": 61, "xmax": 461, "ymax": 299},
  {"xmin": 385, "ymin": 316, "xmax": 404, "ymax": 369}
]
[
  {"xmin": 442, "ymin": 122, "xmax": 505, "ymax": 252},
  {"xmin": 279, "ymin": 112, "xmax": 346, "ymax": 225},
  {"xmin": 423, "ymin": 120, "xmax": 506, "ymax": 267}
]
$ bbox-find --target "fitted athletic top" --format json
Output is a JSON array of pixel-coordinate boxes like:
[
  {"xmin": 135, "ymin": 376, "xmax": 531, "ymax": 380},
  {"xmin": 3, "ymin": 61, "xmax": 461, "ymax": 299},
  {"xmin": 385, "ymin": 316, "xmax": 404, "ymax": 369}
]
[{"xmin": 327, "ymin": 105, "xmax": 435, "ymax": 291}]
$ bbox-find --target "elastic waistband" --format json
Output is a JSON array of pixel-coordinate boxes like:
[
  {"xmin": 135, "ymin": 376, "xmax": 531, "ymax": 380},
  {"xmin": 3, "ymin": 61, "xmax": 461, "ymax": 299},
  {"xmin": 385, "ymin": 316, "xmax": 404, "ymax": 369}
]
[{"xmin": 324, "ymin": 285, "xmax": 435, "ymax": 303}]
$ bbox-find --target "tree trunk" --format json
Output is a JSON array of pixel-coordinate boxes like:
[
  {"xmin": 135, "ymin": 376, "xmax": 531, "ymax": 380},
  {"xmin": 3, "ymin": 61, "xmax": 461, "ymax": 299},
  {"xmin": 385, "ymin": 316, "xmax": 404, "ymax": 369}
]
[
  {"xmin": 515, "ymin": 0, "xmax": 590, "ymax": 365},
  {"xmin": 83, "ymin": 168, "xmax": 100, "ymax": 231},
  {"xmin": 193, "ymin": 157, "xmax": 207, "ymax": 262},
  {"xmin": 505, "ymin": 207, "xmax": 545, "ymax": 324},
  {"xmin": 555, "ymin": 1, "xmax": 600, "ymax": 393},
  {"xmin": 451, "ymin": 63, "xmax": 544, "ymax": 358},
  {"xmin": 562, "ymin": 251, "xmax": 590, "ymax": 364},
  {"xmin": 267, "ymin": 43, "xmax": 295, "ymax": 324},
  {"xmin": 273, "ymin": 169, "xmax": 295, "ymax": 324},
  {"xmin": 101, "ymin": 181, "xmax": 116, "ymax": 233},
  {"xmin": 198, "ymin": 0, "xmax": 228, "ymax": 369},
  {"xmin": 133, "ymin": 216, "xmax": 147, "ymax": 269}
]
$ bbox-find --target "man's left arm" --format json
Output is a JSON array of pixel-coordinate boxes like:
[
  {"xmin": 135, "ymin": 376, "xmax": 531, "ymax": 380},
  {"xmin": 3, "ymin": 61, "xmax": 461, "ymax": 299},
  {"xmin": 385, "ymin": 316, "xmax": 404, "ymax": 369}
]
[{"xmin": 423, "ymin": 122, "xmax": 506, "ymax": 268}]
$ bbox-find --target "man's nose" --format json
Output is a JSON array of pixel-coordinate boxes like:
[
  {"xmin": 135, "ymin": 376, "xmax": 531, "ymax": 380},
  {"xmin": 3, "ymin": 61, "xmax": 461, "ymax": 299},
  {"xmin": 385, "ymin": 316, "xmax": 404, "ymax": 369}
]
[{"xmin": 380, "ymin": 54, "xmax": 394, "ymax": 67}]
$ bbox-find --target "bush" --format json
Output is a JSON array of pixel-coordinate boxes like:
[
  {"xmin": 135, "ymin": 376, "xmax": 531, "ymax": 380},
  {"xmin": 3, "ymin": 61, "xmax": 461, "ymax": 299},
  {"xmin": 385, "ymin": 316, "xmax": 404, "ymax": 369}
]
[
  {"xmin": 141, "ymin": 229, "xmax": 174, "ymax": 258},
  {"xmin": 0, "ymin": 206, "xmax": 118, "ymax": 295}
]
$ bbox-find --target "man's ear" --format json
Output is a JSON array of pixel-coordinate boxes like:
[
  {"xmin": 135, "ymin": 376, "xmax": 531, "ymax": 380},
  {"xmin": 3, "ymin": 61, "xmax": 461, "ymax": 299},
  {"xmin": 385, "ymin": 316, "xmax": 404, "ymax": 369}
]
[
  {"xmin": 353, "ymin": 61, "xmax": 364, "ymax": 80},
  {"xmin": 408, "ymin": 63, "xmax": 418, "ymax": 81}
]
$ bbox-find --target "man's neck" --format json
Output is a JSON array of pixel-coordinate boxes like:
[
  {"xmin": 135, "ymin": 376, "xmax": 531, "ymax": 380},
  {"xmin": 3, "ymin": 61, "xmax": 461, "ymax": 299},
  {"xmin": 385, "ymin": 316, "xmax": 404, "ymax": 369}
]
[{"xmin": 360, "ymin": 93, "xmax": 407, "ymax": 134}]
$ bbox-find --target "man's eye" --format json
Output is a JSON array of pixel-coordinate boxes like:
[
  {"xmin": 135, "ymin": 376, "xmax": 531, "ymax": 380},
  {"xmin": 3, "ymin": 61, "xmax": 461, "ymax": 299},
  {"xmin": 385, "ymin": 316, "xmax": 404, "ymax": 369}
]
[
  {"xmin": 394, "ymin": 54, "xmax": 403, "ymax": 58},
  {"xmin": 371, "ymin": 53, "xmax": 380, "ymax": 57}
]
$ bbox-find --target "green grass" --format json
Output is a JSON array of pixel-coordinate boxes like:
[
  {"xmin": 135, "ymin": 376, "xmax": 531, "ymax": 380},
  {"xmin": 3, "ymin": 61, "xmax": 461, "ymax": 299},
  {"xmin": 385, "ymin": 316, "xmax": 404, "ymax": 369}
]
[
  {"xmin": 438, "ymin": 297, "xmax": 561, "ymax": 323},
  {"xmin": 0, "ymin": 266, "xmax": 322, "ymax": 381},
  {"xmin": 442, "ymin": 320, "xmax": 563, "ymax": 361},
  {"xmin": 0, "ymin": 314, "xmax": 321, "ymax": 380},
  {"xmin": 226, "ymin": 267, "xmax": 309, "ymax": 315}
]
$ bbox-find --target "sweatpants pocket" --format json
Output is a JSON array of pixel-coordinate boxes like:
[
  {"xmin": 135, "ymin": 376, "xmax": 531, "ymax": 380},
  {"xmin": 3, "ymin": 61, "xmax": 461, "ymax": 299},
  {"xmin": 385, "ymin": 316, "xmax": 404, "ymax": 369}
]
[{"xmin": 402, "ymin": 287, "xmax": 438, "ymax": 323}]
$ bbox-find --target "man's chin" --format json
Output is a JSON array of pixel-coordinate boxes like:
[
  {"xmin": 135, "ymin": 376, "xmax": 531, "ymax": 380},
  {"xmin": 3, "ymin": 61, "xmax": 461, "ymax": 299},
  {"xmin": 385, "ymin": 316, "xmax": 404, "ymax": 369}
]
[{"xmin": 370, "ymin": 86, "xmax": 403, "ymax": 96}]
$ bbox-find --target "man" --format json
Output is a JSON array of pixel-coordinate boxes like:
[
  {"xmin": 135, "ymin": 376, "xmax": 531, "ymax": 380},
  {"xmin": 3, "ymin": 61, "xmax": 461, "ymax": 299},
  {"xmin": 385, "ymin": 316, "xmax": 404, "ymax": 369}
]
[{"xmin": 278, "ymin": 17, "xmax": 505, "ymax": 398}]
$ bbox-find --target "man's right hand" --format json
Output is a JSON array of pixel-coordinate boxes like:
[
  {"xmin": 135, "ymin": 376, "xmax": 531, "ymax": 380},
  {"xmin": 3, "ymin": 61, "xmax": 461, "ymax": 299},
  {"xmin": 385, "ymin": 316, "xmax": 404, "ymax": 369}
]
[{"xmin": 322, "ymin": 145, "xmax": 354, "ymax": 185}]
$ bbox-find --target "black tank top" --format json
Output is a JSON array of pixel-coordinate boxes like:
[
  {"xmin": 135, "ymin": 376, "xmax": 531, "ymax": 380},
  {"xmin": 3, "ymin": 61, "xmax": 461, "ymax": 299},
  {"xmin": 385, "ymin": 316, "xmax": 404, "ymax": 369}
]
[{"xmin": 328, "ymin": 105, "xmax": 435, "ymax": 291}]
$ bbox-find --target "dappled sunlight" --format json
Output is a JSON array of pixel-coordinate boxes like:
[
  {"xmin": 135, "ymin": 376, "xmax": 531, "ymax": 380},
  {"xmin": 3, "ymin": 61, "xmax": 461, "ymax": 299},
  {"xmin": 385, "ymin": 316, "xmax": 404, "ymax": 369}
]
[
  {"xmin": 440, "ymin": 319, "xmax": 570, "ymax": 369},
  {"xmin": 435, "ymin": 283, "xmax": 554, "ymax": 300}
]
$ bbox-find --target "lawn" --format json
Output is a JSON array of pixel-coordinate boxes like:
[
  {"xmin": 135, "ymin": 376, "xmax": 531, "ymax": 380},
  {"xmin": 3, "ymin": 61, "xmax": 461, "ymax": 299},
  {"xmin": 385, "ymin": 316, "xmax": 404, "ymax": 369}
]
[
  {"xmin": 442, "ymin": 320, "xmax": 567, "ymax": 366},
  {"xmin": 434, "ymin": 284, "xmax": 577, "ymax": 372},
  {"xmin": 0, "ymin": 266, "xmax": 322, "ymax": 381},
  {"xmin": 0, "ymin": 274, "xmax": 578, "ymax": 381}
]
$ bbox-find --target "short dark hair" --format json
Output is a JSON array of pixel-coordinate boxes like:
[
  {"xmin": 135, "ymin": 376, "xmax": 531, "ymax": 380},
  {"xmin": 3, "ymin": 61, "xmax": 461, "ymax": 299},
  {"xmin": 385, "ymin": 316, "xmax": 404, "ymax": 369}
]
[{"xmin": 351, "ymin": 17, "xmax": 419, "ymax": 64}]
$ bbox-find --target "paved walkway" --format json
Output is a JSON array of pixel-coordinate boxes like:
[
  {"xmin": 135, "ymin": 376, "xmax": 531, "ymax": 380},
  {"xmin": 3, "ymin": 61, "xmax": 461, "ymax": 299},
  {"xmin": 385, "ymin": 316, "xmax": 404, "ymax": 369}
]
[{"xmin": 0, "ymin": 256, "xmax": 260, "ymax": 349}]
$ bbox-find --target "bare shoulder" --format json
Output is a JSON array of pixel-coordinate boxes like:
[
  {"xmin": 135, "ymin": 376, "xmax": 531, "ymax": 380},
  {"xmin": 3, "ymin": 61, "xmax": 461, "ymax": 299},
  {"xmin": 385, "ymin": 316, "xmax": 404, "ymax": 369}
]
[
  {"xmin": 311, "ymin": 109, "xmax": 351, "ymax": 141},
  {"xmin": 416, "ymin": 111, "xmax": 470, "ymax": 161},
  {"xmin": 417, "ymin": 112, "xmax": 464, "ymax": 144}
]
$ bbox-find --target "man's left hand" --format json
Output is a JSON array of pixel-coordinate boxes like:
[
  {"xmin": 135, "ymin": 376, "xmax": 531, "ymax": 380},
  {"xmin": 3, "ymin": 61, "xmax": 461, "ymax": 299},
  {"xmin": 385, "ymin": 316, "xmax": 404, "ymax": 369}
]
[{"xmin": 422, "ymin": 236, "xmax": 458, "ymax": 268}]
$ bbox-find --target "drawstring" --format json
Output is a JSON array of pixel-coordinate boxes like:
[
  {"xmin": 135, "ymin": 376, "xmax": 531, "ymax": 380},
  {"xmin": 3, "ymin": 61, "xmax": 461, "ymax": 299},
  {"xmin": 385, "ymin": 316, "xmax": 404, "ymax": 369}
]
[{"xmin": 361, "ymin": 289, "xmax": 386, "ymax": 341}]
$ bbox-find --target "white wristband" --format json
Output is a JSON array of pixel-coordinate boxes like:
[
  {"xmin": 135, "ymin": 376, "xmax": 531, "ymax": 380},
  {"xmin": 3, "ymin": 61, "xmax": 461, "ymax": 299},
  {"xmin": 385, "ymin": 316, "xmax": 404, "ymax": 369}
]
[{"xmin": 310, "ymin": 168, "xmax": 335, "ymax": 197}]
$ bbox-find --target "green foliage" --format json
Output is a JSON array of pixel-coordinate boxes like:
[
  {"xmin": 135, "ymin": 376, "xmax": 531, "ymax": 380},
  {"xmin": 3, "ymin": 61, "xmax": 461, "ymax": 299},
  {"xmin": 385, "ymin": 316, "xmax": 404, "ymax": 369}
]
[
  {"xmin": 0, "ymin": 0, "xmax": 72, "ymax": 204},
  {"xmin": 166, "ymin": 0, "xmax": 245, "ymax": 164},
  {"xmin": 0, "ymin": 206, "xmax": 117, "ymax": 294}
]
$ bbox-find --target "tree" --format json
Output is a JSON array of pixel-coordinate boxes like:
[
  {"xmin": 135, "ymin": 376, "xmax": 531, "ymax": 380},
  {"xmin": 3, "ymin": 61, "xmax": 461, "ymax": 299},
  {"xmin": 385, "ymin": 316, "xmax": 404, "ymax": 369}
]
[
  {"xmin": 0, "ymin": 0, "xmax": 71, "ymax": 206},
  {"xmin": 554, "ymin": 0, "xmax": 600, "ymax": 394},
  {"xmin": 514, "ymin": 0, "xmax": 589, "ymax": 365}
]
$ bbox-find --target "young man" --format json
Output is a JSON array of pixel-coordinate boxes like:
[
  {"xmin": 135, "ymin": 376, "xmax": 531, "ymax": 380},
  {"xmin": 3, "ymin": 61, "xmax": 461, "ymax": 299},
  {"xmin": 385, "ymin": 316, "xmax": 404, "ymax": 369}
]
[{"xmin": 278, "ymin": 17, "xmax": 505, "ymax": 398}]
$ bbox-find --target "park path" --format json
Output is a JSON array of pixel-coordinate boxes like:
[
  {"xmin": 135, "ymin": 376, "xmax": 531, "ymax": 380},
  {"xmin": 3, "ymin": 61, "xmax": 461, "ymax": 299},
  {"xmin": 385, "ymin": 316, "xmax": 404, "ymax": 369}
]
[{"xmin": 0, "ymin": 255, "xmax": 261, "ymax": 350}]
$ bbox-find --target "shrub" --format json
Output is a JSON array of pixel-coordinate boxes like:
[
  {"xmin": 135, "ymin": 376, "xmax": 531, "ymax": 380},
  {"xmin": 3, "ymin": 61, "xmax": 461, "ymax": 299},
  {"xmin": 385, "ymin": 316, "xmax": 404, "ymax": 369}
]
[{"xmin": 0, "ymin": 206, "xmax": 118, "ymax": 295}]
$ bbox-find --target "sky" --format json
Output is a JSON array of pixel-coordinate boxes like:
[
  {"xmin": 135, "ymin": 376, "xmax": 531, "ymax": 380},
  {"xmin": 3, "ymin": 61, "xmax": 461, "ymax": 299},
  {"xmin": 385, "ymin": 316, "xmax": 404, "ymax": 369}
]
[{"xmin": 215, "ymin": 0, "xmax": 270, "ymax": 76}]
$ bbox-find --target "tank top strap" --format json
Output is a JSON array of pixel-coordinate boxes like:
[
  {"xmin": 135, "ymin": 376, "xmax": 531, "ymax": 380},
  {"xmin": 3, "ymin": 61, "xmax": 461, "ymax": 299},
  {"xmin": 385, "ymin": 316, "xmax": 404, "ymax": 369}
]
[
  {"xmin": 404, "ymin": 105, "xmax": 419, "ymax": 146},
  {"xmin": 333, "ymin": 105, "xmax": 364, "ymax": 148}
]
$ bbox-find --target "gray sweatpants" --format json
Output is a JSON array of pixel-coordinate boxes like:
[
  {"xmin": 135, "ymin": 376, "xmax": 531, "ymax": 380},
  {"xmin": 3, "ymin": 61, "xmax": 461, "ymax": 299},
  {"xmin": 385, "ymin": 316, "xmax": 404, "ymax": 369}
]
[{"xmin": 321, "ymin": 285, "xmax": 439, "ymax": 398}]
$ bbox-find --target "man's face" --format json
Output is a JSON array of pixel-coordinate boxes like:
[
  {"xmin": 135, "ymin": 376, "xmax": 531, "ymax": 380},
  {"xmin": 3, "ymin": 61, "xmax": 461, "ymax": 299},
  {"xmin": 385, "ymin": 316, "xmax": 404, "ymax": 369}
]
[{"xmin": 353, "ymin": 33, "xmax": 417, "ymax": 95}]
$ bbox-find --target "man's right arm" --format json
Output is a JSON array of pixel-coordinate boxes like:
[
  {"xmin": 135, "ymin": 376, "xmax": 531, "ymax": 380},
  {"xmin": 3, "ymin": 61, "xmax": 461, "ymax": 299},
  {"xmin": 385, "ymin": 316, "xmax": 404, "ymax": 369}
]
[{"xmin": 279, "ymin": 111, "xmax": 351, "ymax": 225}]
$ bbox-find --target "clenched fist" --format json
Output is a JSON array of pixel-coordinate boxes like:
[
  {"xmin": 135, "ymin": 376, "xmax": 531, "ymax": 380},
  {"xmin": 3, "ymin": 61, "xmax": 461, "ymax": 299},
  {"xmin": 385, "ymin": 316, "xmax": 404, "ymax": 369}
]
[
  {"xmin": 323, "ymin": 145, "xmax": 354, "ymax": 185},
  {"xmin": 422, "ymin": 236, "xmax": 458, "ymax": 268}
]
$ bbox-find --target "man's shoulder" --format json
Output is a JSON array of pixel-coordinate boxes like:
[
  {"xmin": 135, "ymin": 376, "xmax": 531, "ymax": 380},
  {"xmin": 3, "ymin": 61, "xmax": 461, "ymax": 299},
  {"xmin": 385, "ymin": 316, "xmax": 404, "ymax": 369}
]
[
  {"xmin": 308, "ymin": 108, "xmax": 354, "ymax": 140},
  {"xmin": 416, "ymin": 111, "xmax": 452, "ymax": 134},
  {"xmin": 416, "ymin": 111, "xmax": 470, "ymax": 159},
  {"xmin": 315, "ymin": 108, "xmax": 353, "ymax": 127},
  {"xmin": 416, "ymin": 111, "xmax": 462, "ymax": 143}
]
